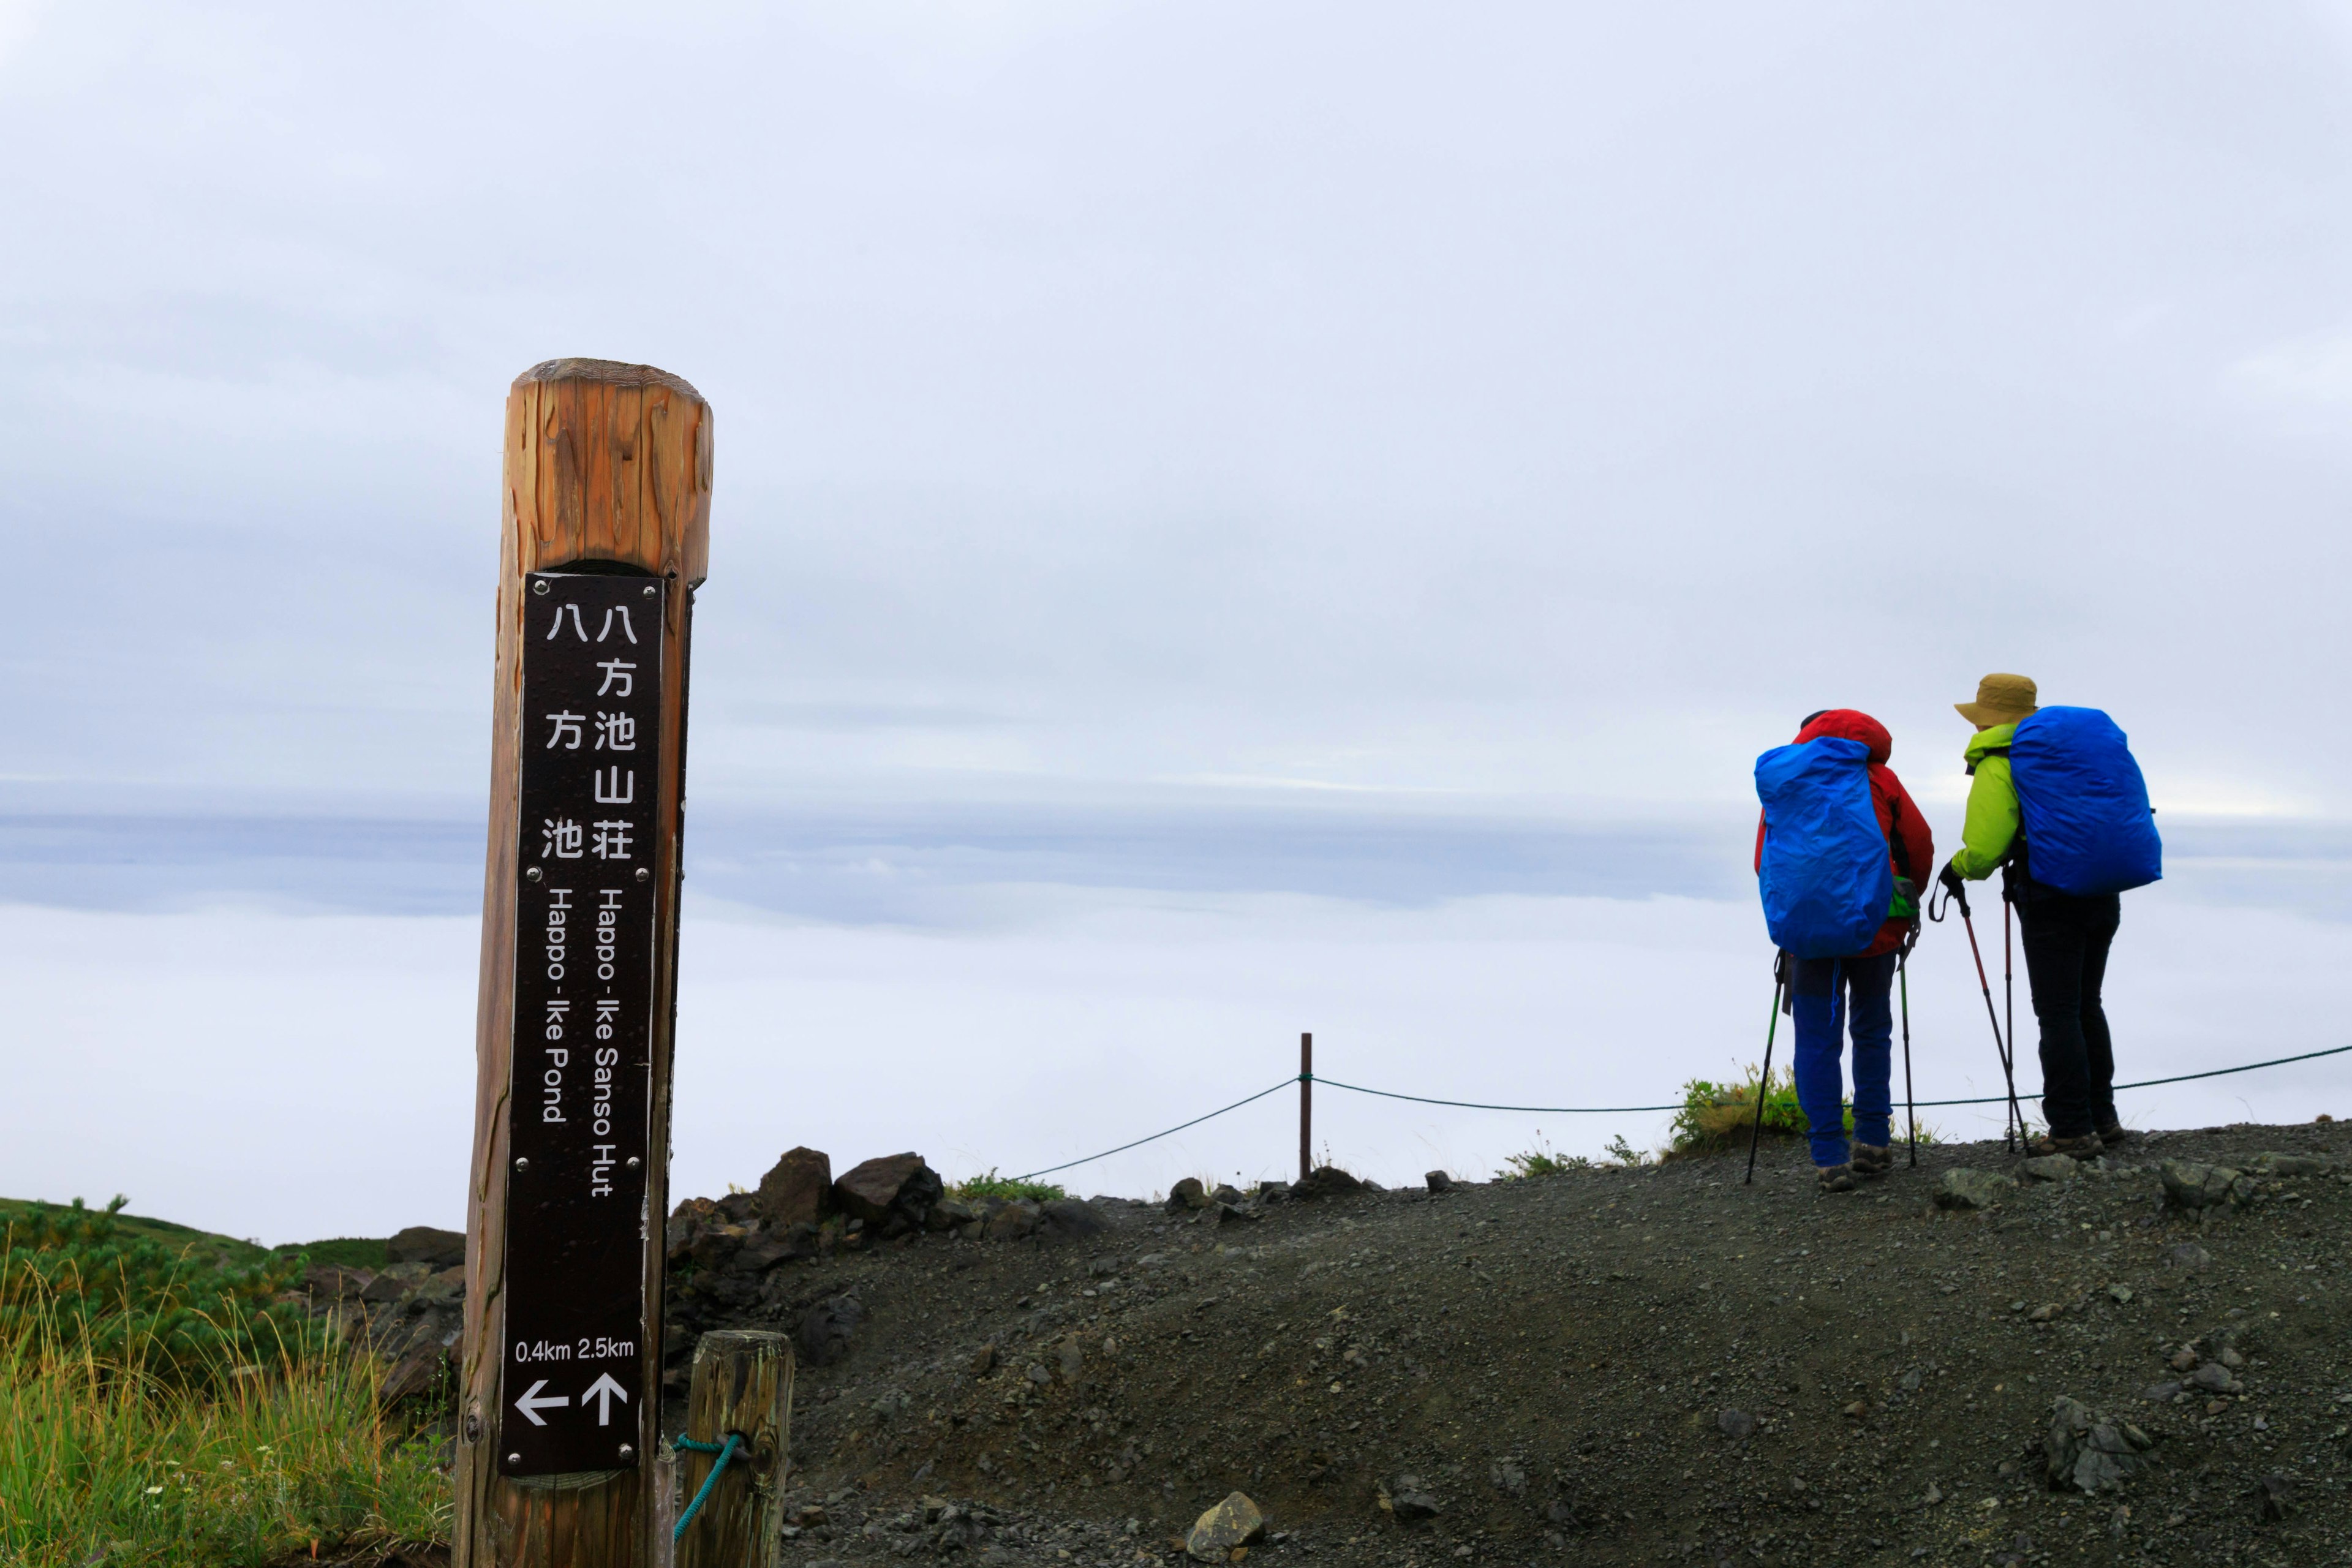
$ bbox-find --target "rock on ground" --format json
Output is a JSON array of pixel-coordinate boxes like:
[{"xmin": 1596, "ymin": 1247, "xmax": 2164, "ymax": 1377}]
[
  {"xmin": 1186, "ymin": 1490, "xmax": 1265, "ymax": 1559},
  {"xmin": 2045, "ymin": 1396, "xmax": 2157, "ymax": 1493},
  {"xmin": 1294, "ymin": 1165, "xmax": 1366, "ymax": 1200},
  {"xmin": 796, "ymin": 1292, "xmax": 863, "ymax": 1366},
  {"xmin": 756, "ymin": 1145, "xmax": 834, "ymax": 1229},
  {"xmin": 383, "ymin": 1225, "xmax": 464, "ymax": 1268},
  {"xmin": 1039, "ymin": 1198, "xmax": 1107, "ymax": 1240},
  {"xmin": 1934, "ymin": 1167, "xmax": 2016, "ymax": 1210},
  {"xmin": 834, "ymin": 1152, "xmax": 944, "ymax": 1234},
  {"xmin": 2160, "ymin": 1159, "xmax": 2254, "ymax": 1210}
]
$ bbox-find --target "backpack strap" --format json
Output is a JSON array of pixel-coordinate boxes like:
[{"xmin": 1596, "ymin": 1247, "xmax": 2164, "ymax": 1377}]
[
  {"xmin": 1964, "ymin": 741, "xmax": 2011, "ymax": 778},
  {"xmin": 1886, "ymin": 790, "xmax": 1915, "ymax": 882}
]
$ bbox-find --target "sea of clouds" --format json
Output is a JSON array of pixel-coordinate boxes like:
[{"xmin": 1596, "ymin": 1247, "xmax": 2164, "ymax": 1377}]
[{"xmin": 4, "ymin": 809, "xmax": 2345, "ymax": 1245}]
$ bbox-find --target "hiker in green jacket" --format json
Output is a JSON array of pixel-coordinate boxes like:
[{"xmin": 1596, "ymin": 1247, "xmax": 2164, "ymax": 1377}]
[{"xmin": 1938, "ymin": 673, "xmax": 2129, "ymax": 1159}]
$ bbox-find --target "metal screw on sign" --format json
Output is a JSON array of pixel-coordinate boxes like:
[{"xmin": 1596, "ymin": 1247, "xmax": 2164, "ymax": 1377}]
[
  {"xmin": 526, "ymin": 867, "xmax": 543, "ymax": 883},
  {"xmin": 532, "ymin": 581, "xmax": 549, "ymax": 596},
  {"xmin": 513, "ymin": 1158, "xmax": 528, "ymax": 1172}
]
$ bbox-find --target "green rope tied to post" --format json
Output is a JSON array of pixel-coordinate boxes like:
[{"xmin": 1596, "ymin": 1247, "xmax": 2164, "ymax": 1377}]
[{"xmin": 671, "ymin": 1432, "xmax": 743, "ymax": 1541}]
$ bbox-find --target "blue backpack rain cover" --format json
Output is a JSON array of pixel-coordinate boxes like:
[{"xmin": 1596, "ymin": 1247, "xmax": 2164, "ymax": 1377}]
[
  {"xmin": 2007, "ymin": 706, "xmax": 2162, "ymax": 896},
  {"xmin": 1755, "ymin": 736, "xmax": 1893, "ymax": 959}
]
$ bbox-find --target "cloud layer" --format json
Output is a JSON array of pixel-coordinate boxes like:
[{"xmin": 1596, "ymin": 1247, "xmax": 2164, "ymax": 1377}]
[{"xmin": 4, "ymin": 2, "xmax": 2350, "ymax": 816}]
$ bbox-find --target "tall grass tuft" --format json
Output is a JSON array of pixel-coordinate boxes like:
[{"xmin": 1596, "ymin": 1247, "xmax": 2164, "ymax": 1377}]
[{"xmin": 1, "ymin": 1204, "xmax": 450, "ymax": 1565}]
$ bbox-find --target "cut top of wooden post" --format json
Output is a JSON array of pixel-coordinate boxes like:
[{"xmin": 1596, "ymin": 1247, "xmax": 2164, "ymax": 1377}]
[
  {"xmin": 505, "ymin": 358, "xmax": 712, "ymax": 584},
  {"xmin": 675, "ymin": 1330, "xmax": 793, "ymax": 1568}
]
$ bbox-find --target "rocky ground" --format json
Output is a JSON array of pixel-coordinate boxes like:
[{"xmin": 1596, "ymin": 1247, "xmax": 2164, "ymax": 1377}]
[
  {"xmin": 301, "ymin": 1124, "xmax": 2352, "ymax": 1566},
  {"xmin": 663, "ymin": 1126, "xmax": 2352, "ymax": 1568}
]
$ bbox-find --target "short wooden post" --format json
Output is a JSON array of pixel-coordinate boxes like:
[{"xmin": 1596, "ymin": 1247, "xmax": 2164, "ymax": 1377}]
[
  {"xmin": 454, "ymin": 360, "xmax": 714, "ymax": 1567},
  {"xmin": 1298, "ymin": 1031, "xmax": 1313, "ymax": 1183},
  {"xmin": 674, "ymin": 1331, "xmax": 794, "ymax": 1568}
]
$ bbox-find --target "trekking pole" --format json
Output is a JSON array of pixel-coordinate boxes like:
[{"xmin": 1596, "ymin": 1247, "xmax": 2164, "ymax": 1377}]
[
  {"xmin": 2002, "ymin": 883, "xmax": 2019, "ymax": 1140},
  {"xmin": 1930, "ymin": 875, "xmax": 2022, "ymax": 1152},
  {"xmin": 1898, "ymin": 940, "xmax": 1917, "ymax": 1167},
  {"xmin": 1744, "ymin": 955, "xmax": 1787, "ymax": 1186}
]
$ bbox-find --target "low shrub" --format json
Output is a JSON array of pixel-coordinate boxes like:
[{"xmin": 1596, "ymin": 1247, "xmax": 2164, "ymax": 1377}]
[
  {"xmin": 951, "ymin": 1170, "xmax": 1068, "ymax": 1205},
  {"xmin": 272, "ymin": 1237, "xmax": 388, "ymax": 1272},
  {"xmin": 1667, "ymin": 1070, "xmax": 1940, "ymax": 1157},
  {"xmin": 1499, "ymin": 1137, "xmax": 1593, "ymax": 1179},
  {"xmin": 1, "ymin": 1199, "xmax": 319, "ymax": 1385},
  {"xmin": 1668, "ymin": 1067, "xmax": 1817, "ymax": 1156},
  {"xmin": 1603, "ymin": 1133, "xmax": 1654, "ymax": 1168}
]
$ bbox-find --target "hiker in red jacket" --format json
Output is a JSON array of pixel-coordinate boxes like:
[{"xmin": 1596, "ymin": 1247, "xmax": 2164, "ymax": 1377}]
[{"xmin": 1754, "ymin": 710, "xmax": 1936, "ymax": 1190}]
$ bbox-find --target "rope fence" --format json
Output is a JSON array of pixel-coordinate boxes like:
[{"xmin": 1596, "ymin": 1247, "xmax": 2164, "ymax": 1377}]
[
  {"xmin": 670, "ymin": 1431, "xmax": 742, "ymax": 1541},
  {"xmin": 1008, "ymin": 1041, "xmax": 2352, "ymax": 1183}
]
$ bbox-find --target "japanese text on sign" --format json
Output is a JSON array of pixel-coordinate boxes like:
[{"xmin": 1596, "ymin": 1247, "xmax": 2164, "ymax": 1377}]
[{"xmin": 499, "ymin": 571, "xmax": 665, "ymax": 1477}]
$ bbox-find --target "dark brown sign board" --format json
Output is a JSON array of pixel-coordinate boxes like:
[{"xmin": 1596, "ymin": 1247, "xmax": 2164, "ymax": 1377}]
[{"xmin": 498, "ymin": 569, "xmax": 665, "ymax": 1477}]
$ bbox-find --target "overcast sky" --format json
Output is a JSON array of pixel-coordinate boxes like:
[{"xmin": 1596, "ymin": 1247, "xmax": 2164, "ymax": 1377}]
[
  {"xmin": 7, "ymin": 3, "xmax": 2352, "ymax": 1237},
  {"xmin": 7, "ymin": 1, "xmax": 2352, "ymax": 821}
]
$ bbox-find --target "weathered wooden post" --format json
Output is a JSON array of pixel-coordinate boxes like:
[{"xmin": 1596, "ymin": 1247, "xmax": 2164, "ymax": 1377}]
[
  {"xmin": 1298, "ymin": 1031, "xmax": 1313, "ymax": 1183},
  {"xmin": 673, "ymin": 1330, "xmax": 794, "ymax": 1568},
  {"xmin": 455, "ymin": 360, "xmax": 712, "ymax": 1566}
]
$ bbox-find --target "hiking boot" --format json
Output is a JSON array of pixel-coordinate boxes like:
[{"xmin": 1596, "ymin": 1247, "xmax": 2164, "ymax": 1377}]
[
  {"xmin": 1851, "ymin": 1143, "xmax": 1894, "ymax": 1178},
  {"xmin": 2026, "ymin": 1131, "xmax": 2105, "ymax": 1161},
  {"xmin": 1817, "ymin": 1164, "xmax": 1856, "ymax": 1194},
  {"xmin": 2096, "ymin": 1121, "xmax": 2137, "ymax": 1146}
]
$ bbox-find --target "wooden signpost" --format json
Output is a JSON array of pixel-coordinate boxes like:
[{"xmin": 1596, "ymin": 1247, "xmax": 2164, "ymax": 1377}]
[{"xmin": 456, "ymin": 360, "xmax": 712, "ymax": 1566}]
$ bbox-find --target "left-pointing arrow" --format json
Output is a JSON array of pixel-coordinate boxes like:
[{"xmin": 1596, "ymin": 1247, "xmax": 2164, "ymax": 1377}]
[{"xmin": 513, "ymin": 1379, "xmax": 570, "ymax": 1427}]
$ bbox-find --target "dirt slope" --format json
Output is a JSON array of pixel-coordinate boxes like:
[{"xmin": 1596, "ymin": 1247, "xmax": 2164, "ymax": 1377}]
[{"xmin": 688, "ymin": 1122, "xmax": 2352, "ymax": 1567}]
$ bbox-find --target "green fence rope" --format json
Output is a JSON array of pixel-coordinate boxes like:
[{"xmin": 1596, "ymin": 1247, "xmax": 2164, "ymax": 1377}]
[{"xmin": 672, "ymin": 1431, "xmax": 742, "ymax": 1541}]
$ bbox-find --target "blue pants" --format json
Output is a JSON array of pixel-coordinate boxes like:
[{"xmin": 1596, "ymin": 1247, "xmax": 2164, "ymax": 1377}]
[{"xmin": 1790, "ymin": 951, "xmax": 1897, "ymax": 1168}]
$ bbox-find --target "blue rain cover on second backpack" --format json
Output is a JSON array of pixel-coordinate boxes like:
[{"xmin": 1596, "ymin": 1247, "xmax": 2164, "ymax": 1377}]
[
  {"xmin": 2008, "ymin": 706, "xmax": 2163, "ymax": 896},
  {"xmin": 1755, "ymin": 736, "xmax": 1893, "ymax": 959}
]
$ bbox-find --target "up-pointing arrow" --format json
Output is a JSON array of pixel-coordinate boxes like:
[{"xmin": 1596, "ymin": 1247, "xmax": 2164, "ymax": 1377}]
[
  {"xmin": 582, "ymin": 1371, "xmax": 631, "ymax": 1427},
  {"xmin": 513, "ymin": 1379, "xmax": 570, "ymax": 1427}
]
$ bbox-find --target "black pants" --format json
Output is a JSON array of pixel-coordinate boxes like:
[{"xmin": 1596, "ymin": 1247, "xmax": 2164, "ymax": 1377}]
[{"xmin": 2015, "ymin": 890, "xmax": 2122, "ymax": 1138}]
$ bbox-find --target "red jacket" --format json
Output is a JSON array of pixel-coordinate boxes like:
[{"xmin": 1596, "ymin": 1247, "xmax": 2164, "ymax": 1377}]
[{"xmin": 1754, "ymin": 709, "xmax": 1934, "ymax": 959}]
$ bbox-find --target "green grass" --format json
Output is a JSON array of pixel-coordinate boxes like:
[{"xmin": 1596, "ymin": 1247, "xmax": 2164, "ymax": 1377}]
[
  {"xmin": 0, "ymin": 1200, "xmax": 266, "ymax": 1267},
  {"xmin": 273, "ymin": 1238, "xmax": 388, "ymax": 1272},
  {"xmin": 951, "ymin": 1170, "xmax": 1067, "ymax": 1204},
  {"xmin": 0, "ymin": 1199, "xmax": 448, "ymax": 1563},
  {"xmin": 1498, "ymin": 1136, "xmax": 1594, "ymax": 1179},
  {"xmin": 1665, "ymin": 1069, "xmax": 1939, "ymax": 1158},
  {"xmin": 2, "ymin": 1200, "xmax": 321, "ymax": 1384},
  {"xmin": 0, "ymin": 1199, "xmax": 389, "ymax": 1276},
  {"xmin": 1667, "ymin": 1067, "xmax": 1814, "ymax": 1156},
  {"xmin": 0, "ymin": 1321, "xmax": 449, "ymax": 1564}
]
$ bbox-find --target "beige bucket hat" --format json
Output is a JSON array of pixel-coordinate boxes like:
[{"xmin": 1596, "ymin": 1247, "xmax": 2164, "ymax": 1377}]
[{"xmin": 1955, "ymin": 672, "xmax": 2038, "ymax": 726}]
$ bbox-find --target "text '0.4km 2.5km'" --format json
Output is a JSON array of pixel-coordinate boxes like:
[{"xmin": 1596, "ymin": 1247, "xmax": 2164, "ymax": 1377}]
[{"xmin": 511, "ymin": 1337, "xmax": 641, "ymax": 1365}]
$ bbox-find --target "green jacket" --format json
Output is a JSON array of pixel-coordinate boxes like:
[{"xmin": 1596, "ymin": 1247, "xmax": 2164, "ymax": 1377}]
[{"xmin": 1950, "ymin": 722, "xmax": 2019, "ymax": 880}]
